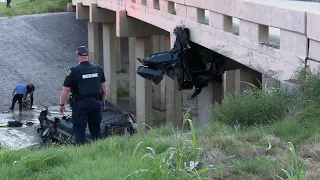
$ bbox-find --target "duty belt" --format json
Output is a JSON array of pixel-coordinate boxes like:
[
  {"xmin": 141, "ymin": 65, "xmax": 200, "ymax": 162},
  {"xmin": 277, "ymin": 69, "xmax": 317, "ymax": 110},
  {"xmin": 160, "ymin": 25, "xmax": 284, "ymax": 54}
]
[{"xmin": 76, "ymin": 96, "xmax": 99, "ymax": 101}]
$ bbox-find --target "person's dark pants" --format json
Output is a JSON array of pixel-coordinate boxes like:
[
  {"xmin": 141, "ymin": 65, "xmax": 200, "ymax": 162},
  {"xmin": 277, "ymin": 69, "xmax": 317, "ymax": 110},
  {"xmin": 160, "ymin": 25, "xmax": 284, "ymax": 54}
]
[
  {"xmin": 72, "ymin": 99, "xmax": 102, "ymax": 145},
  {"xmin": 10, "ymin": 94, "xmax": 24, "ymax": 111},
  {"xmin": 25, "ymin": 92, "xmax": 34, "ymax": 108},
  {"xmin": 6, "ymin": 0, "xmax": 11, "ymax": 8}
]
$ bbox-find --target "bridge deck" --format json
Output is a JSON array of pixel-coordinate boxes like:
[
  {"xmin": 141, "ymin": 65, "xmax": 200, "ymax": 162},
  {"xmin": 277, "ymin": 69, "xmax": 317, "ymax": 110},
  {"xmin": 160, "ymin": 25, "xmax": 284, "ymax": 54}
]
[{"xmin": 247, "ymin": 0, "xmax": 320, "ymax": 13}]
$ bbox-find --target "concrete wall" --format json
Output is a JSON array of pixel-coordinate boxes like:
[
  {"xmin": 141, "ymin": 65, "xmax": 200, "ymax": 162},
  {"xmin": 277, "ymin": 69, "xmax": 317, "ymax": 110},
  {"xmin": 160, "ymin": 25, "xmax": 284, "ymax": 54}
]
[{"xmin": 0, "ymin": 12, "xmax": 89, "ymax": 110}]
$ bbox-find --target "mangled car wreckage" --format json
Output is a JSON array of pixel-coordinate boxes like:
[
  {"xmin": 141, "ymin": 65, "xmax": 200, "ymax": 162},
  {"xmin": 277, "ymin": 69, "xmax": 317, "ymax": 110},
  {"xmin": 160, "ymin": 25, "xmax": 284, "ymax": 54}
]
[
  {"xmin": 36, "ymin": 100, "xmax": 137, "ymax": 144},
  {"xmin": 136, "ymin": 26, "xmax": 225, "ymax": 98}
]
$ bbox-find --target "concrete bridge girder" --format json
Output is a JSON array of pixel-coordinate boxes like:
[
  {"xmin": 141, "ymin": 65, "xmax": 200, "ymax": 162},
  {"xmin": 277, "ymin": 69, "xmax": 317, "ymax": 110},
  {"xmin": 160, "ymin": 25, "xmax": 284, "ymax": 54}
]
[{"xmin": 116, "ymin": 10, "xmax": 168, "ymax": 38}]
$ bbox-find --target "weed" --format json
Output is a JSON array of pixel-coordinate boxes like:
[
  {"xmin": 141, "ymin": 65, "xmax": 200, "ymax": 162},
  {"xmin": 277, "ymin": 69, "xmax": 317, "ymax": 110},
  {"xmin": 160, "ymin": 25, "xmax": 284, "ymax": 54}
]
[
  {"xmin": 125, "ymin": 110, "xmax": 215, "ymax": 180},
  {"xmin": 117, "ymin": 79, "xmax": 129, "ymax": 97},
  {"xmin": 277, "ymin": 142, "xmax": 307, "ymax": 180},
  {"xmin": 211, "ymin": 88, "xmax": 296, "ymax": 128}
]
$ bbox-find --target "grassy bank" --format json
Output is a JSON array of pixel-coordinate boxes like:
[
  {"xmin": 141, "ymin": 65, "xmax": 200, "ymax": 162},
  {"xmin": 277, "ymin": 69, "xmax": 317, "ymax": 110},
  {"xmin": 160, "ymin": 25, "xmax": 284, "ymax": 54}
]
[
  {"xmin": 1, "ymin": 70, "xmax": 320, "ymax": 179},
  {"xmin": 0, "ymin": 0, "xmax": 70, "ymax": 17}
]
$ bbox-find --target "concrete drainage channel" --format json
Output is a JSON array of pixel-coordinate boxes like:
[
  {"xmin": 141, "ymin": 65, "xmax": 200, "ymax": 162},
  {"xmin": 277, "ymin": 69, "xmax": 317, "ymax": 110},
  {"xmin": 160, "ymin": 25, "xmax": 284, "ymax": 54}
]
[{"xmin": 0, "ymin": 108, "xmax": 42, "ymax": 150}]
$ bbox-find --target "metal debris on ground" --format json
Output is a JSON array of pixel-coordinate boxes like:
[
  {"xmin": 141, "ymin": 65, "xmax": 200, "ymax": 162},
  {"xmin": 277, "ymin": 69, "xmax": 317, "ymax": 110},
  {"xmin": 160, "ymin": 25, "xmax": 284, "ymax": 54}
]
[{"xmin": 36, "ymin": 101, "xmax": 137, "ymax": 145}]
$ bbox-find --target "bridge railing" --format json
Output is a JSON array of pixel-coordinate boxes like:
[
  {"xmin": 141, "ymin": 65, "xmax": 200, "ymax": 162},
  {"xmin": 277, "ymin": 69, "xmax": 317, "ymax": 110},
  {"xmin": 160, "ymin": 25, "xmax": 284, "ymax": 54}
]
[
  {"xmin": 307, "ymin": 11, "xmax": 320, "ymax": 75},
  {"xmin": 146, "ymin": 0, "xmax": 309, "ymax": 57}
]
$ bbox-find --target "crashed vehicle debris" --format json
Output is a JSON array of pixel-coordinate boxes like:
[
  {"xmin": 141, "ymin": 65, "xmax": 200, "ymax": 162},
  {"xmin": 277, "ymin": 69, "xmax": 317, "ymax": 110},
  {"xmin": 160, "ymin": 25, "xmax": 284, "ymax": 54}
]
[
  {"xmin": 36, "ymin": 100, "xmax": 137, "ymax": 144},
  {"xmin": 136, "ymin": 26, "xmax": 226, "ymax": 98}
]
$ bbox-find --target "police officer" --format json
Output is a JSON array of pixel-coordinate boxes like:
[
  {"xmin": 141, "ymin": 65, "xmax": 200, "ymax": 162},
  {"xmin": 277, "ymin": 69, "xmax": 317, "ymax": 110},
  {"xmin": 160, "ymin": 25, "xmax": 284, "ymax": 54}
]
[{"xmin": 59, "ymin": 46, "xmax": 107, "ymax": 145}]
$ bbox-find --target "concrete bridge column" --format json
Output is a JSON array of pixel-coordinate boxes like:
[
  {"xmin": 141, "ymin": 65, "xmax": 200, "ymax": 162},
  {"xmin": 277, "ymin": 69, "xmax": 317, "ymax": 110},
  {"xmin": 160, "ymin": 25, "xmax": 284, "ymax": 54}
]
[
  {"xmin": 135, "ymin": 37, "xmax": 153, "ymax": 133},
  {"xmin": 88, "ymin": 22, "xmax": 99, "ymax": 64},
  {"xmin": 223, "ymin": 70, "xmax": 236, "ymax": 97},
  {"xmin": 198, "ymin": 82, "xmax": 223, "ymax": 125},
  {"xmin": 115, "ymin": 10, "xmax": 169, "ymax": 131},
  {"xmin": 166, "ymin": 35, "xmax": 183, "ymax": 127},
  {"xmin": 152, "ymin": 35, "xmax": 167, "ymax": 111},
  {"xmin": 116, "ymin": 37, "xmax": 121, "ymax": 72},
  {"xmin": 88, "ymin": 3, "xmax": 117, "ymax": 105},
  {"xmin": 128, "ymin": 37, "xmax": 136, "ymax": 113},
  {"xmin": 224, "ymin": 68, "xmax": 263, "ymax": 96},
  {"xmin": 102, "ymin": 23, "xmax": 117, "ymax": 105},
  {"xmin": 235, "ymin": 68, "xmax": 262, "ymax": 92}
]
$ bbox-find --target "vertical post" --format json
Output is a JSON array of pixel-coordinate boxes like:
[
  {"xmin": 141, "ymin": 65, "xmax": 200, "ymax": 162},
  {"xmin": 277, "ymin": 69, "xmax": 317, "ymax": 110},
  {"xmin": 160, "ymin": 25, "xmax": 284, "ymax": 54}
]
[
  {"xmin": 235, "ymin": 68, "xmax": 262, "ymax": 93},
  {"xmin": 166, "ymin": 34, "xmax": 182, "ymax": 127},
  {"xmin": 88, "ymin": 22, "xmax": 99, "ymax": 64},
  {"xmin": 152, "ymin": 35, "xmax": 167, "ymax": 111},
  {"xmin": 198, "ymin": 82, "xmax": 223, "ymax": 126},
  {"xmin": 223, "ymin": 70, "xmax": 236, "ymax": 97},
  {"xmin": 102, "ymin": 23, "xmax": 117, "ymax": 105},
  {"xmin": 116, "ymin": 37, "xmax": 121, "ymax": 72},
  {"xmin": 135, "ymin": 37, "xmax": 153, "ymax": 133},
  {"xmin": 129, "ymin": 37, "xmax": 136, "ymax": 113}
]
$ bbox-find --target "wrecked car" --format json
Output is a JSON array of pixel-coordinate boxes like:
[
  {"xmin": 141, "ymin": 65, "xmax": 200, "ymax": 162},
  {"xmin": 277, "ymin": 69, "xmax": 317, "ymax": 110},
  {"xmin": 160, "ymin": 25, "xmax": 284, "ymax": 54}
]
[
  {"xmin": 136, "ymin": 26, "xmax": 225, "ymax": 98},
  {"xmin": 36, "ymin": 100, "xmax": 137, "ymax": 144}
]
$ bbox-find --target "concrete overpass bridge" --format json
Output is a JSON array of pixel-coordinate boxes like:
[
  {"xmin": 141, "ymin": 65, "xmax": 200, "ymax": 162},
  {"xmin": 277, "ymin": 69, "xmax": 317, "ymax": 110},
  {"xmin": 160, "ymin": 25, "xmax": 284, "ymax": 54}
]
[{"xmin": 68, "ymin": 0, "xmax": 320, "ymax": 132}]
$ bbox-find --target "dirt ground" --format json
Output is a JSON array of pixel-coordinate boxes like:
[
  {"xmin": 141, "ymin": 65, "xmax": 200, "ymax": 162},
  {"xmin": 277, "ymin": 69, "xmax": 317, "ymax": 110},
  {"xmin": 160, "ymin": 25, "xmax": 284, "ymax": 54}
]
[{"xmin": 301, "ymin": 137, "xmax": 320, "ymax": 179}]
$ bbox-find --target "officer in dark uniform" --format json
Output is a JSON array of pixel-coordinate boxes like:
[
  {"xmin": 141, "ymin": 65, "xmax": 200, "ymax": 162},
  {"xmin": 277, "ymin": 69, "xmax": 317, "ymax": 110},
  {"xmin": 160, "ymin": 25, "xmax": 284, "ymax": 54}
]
[{"xmin": 59, "ymin": 46, "xmax": 107, "ymax": 145}]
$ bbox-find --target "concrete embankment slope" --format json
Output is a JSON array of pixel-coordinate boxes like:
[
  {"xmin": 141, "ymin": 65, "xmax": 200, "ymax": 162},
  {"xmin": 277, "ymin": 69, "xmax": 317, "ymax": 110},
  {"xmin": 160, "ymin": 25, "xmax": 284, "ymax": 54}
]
[{"xmin": 0, "ymin": 12, "xmax": 88, "ymax": 111}]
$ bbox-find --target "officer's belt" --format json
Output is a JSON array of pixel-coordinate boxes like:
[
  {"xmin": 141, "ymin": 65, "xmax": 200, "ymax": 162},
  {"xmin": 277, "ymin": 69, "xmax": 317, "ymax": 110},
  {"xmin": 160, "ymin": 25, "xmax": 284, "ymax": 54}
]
[{"xmin": 75, "ymin": 96, "xmax": 99, "ymax": 101}]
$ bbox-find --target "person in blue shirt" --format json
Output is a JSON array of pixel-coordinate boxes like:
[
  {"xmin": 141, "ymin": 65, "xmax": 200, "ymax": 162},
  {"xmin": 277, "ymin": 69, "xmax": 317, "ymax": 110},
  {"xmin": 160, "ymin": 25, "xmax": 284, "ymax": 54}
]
[{"xmin": 9, "ymin": 82, "xmax": 26, "ymax": 111}]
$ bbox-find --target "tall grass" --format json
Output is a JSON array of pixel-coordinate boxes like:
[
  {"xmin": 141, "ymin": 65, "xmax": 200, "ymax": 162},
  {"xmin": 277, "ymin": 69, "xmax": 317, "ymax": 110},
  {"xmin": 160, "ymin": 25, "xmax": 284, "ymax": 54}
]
[
  {"xmin": 125, "ymin": 111, "xmax": 215, "ymax": 180},
  {"xmin": 0, "ymin": 112, "xmax": 215, "ymax": 180},
  {"xmin": 2, "ymin": 69, "xmax": 320, "ymax": 179},
  {"xmin": 277, "ymin": 142, "xmax": 307, "ymax": 180},
  {"xmin": 0, "ymin": 0, "xmax": 70, "ymax": 17},
  {"xmin": 211, "ymin": 88, "xmax": 297, "ymax": 128}
]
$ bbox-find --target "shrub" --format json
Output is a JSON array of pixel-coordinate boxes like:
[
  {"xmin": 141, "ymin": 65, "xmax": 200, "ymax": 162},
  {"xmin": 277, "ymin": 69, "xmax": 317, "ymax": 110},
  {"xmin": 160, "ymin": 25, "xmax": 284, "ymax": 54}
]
[
  {"xmin": 300, "ymin": 75, "xmax": 320, "ymax": 107},
  {"xmin": 211, "ymin": 88, "xmax": 296, "ymax": 128}
]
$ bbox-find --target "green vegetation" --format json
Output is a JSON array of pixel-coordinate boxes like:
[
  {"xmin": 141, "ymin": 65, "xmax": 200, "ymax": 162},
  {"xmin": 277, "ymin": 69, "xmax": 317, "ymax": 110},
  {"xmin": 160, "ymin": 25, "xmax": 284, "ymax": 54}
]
[
  {"xmin": 1, "ymin": 69, "xmax": 320, "ymax": 179},
  {"xmin": 0, "ymin": 0, "xmax": 70, "ymax": 17},
  {"xmin": 117, "ymin": 80, "xmax": 129, "ymax": 98}
]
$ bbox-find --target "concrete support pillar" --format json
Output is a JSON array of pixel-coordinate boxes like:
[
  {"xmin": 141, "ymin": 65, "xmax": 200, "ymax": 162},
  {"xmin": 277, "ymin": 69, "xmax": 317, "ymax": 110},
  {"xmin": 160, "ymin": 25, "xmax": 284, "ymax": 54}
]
[
  {"xmin": 120, "ymin": 37, "xmax": 130, "ymax": 72},
  {"xmin": 152, "ymin": 35, "xmax": 166, "ymax": 111},
  {"xmin": 223, "ymin": 70, "xmax": 236, "ymax": 97},
  {"xmin": 198, "ymin": 82, "xmax": 223, "ymax": 126},
  {"xmin": 129, "ymin": 37, "xmax": 136, "ymax": 113},
  {"xmin": 88, "ymin": 22, "xmax": 99, "ymax": 64},
  {"xmin": 102, "ymin": 23, "xmax": 117, "ymax": 105},
  {"xmin": 76, "ymin": 3, "xmax": 89, "ymax": 20},
  {"xmin": 166, "ymin": 35, "xmax": 182, "ymax": 127},
  {"xmin": 224, "ymin": 68, "xmax": 263, "ymax": 96},
  {"xmin": 235, "ymin": 68, "xmax": 262, "ymax": 92},
  {"xmin": 116, "ymin": 37, "xmax": 121, "ymax": 72},
  {"xmin": 66, "ymin": 3, "xmax": 75, "ymax": 12},
  {"xmin": 135, "ymin": 37, "xmax": 153, "ymax": 133}
]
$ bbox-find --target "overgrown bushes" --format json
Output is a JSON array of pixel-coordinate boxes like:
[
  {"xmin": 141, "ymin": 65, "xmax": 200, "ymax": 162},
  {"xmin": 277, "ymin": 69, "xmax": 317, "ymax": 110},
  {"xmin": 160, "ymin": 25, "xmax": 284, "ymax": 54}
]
[{"xmin": 211, "ymin": 88, "xmax": 297, "ymax": 128}]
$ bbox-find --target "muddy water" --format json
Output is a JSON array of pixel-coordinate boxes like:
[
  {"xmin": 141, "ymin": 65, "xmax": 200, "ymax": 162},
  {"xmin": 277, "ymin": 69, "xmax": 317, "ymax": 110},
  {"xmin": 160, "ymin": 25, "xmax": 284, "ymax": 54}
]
[{"xmin": 0, "ymin": 109, "xmax": 42, "ymax": 150}]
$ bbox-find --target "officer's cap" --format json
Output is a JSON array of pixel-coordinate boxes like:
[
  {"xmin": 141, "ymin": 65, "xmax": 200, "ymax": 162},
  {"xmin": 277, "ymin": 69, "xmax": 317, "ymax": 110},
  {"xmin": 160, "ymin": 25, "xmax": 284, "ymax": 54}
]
[{"xmin": 76, "ymin": 46, "xmax": 89, "ymax": 56}]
